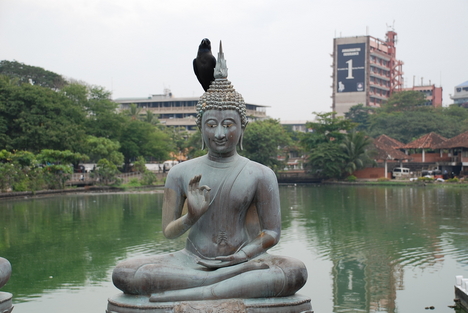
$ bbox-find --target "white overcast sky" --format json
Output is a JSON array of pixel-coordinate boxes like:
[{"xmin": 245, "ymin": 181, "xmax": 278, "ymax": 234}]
[{"xmin": 1, "ymin": 0, "xmax": 467, "ymax": 121}]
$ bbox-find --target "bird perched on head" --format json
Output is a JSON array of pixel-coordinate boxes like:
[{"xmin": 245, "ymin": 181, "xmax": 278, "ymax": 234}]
[{"xmin": 193, "ymin": 38, "xmax": 216, "ymax": 92}]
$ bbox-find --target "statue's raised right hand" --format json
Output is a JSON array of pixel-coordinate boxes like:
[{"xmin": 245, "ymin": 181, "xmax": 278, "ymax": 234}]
[{"xmin": 187, "ymin": 175, "xmax": 211, "ymax": 223}]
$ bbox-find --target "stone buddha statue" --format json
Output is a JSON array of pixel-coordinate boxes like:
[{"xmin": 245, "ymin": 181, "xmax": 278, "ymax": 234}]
[
  {"xmin": 111, "ymin": 43, "xmax": 308, "ymax": 304},
  {"xmin": 0, "ymin": 257, "xmax": 11, "ymax": 290},
  {"xmin": 0, "ymin": 257, "xmax": 13, "ymax": 313}
]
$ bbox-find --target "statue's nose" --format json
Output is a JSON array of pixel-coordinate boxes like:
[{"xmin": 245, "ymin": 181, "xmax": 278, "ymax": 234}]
[{"xmin": 215, "ymin": 125, "xmax": 226, "ymax": 139}]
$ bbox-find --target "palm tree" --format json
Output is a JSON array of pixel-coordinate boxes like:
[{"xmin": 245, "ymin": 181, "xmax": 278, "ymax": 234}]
[
  {"xmin": 340, "ymin": 131, "xmax": 374, "ymax": 175},
  {"xmin": 126, "ymin": 103, "xmax": 142, "ymax": 120},
  {"xmin": 142, "ymin": 110, "xmax": 159, "ymax": 124}
]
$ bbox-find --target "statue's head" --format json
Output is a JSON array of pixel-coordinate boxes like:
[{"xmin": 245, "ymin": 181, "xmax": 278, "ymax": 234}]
[{"xmin": 196, "ymin": 41, "xmax": 248, "ymax": 152}]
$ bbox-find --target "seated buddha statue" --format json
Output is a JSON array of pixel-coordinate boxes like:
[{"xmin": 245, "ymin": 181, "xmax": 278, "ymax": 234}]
[
  {"xmin": 112, "ymin": 46, "xmax": 307, "ymax": 302},
  {"xmin": 0, "ymin": 257, "xmax": 11, "ymax": 290}
]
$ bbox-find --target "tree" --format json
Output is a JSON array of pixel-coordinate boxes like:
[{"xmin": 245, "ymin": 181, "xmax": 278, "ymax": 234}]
[
  {"xmin": 305, "ymin": 142, "xmax": 347, "ymax": 178},
  {"xmin": 166, "ymin": 126, "xmax": 190, "ymax": 160},
  {"xmin": 125, "ymin": 103, "xmax": 142, "ymax": 120},
  {"xmin": 368, "ymin": 108, "xmax": 466, "ymax": 143},
  {"xmin": 241, "ymin": 119, "xmax": 291, "ymax": 170},
  {"xmin": 84, "ymin": 136, "xmax": 123, "ymax": 167},
  {"xmin": 300, "ymin": 112, "xmax": 357, "ymax": 179},
  {"xmin": 133, "ymin": 156, "xmax": 157, "ymax": 185},
  {"xmin": 82, "ymin": 86, "xmax": 127, "ymax": 140},
  {"xmin": 92, "ymin": 158, "xmax": 120, "ymax": 186},
  {"xmin": 344, "ymin": 104, "xmax": 374, "ymax": 132},
  {"xmin": 37, "ymin": 149, "xmax": 88, "ymax": 189},
  {"xmin": 0, "ymin": 78, "xmax": 87, "ymax": 152},
  {"xmin": 380, "ymin": 90, "xmax": 426, "ymax": 113},
  {"xmin": 118, "ymin": 119, "xmax": 171, "ymax": 171},
  {"xmin": 0, "ymin": 60, "xmax": 68, "ymax": 90},
  {"xmin": 185, "ymin": 131, "xmax": 206, "ymax": 159},
  {"xmin": 300, "ymin": 112, "xmax": 356, "ymax": 150},
  {"xmin": 142, "ymin": 110, "xmax": 159, "ymax": 125},
  {"xmin": 340, "ymin": 131, "xmax": 374, "ymax": 175}
]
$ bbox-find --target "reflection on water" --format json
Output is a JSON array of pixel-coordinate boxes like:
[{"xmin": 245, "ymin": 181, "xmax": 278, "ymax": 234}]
[{"xmin": 1, "ymin": 186, "xmax": 468, "ymax": 313}]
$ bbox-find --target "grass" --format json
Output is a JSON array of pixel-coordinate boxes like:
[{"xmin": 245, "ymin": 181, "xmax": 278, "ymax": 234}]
[{"xmin": 119, "ymin": 178, "xmax": 165, "ymax": 190}]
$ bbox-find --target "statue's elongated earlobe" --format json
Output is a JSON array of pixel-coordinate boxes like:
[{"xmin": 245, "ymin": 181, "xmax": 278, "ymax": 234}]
[
  {"xmin": 201, "ymin": 138, "xmax": 205, "ymax": 150},
  {"xmin": 238, "ymin": 133, "xmax": 244, "ymax": 151}
]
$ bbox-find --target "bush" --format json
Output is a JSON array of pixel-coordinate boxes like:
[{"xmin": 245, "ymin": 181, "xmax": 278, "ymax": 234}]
[
  {"xmin": 345, "ymin": 175, "xmax": 357, "ymax": 182},
  {"xmin": 141, "ymin": 171, "xmax": 157, "ymax": 185},
  {"xmin": 128, "ymin": 178, "xmax": 141, "ymax": 186},
  {"xmin": 12, "ymin": 180, "xmax": 28, "ymax": 192},
  {"xmin": 377, "ymin": 177, "xmax": 390, "ymax": 182},
  {"xmin": 446, "ymin": 177, "xmax": 459, "ymax": 183},
  {"xmin": 92, "ymin": 158, "xmax": 119, "ymax": 185}
]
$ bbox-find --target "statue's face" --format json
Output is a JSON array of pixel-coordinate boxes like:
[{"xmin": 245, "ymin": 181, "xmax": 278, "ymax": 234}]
[{"xmin": 202, "ymin": 110, "xmax": 242, "ymax": 157}]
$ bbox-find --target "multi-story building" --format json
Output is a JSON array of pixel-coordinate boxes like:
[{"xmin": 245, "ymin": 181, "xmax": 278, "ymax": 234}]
[
  {"xmin": 114, "ymin": 89, "xmax": 268, "ymax": 132},
  {"xmin": 280, "ymin": 120, "xmax": 311, "ymax": 133},
  {"xmin": 402, "ymin": 84, "xmax": 443, "ymax": 107},
  {"xmin": 451, "ymin": 81, "xmax": 468, "ymax": 107},
  {"xmin": 331, "ymin": 30, "xmax": 404, "ymax": 116}
]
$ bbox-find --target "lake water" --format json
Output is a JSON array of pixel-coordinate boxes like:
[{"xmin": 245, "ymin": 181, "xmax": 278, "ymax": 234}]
[{"xmin": 1, "ymin": 185, "xmax": 467, "ymax": 313}]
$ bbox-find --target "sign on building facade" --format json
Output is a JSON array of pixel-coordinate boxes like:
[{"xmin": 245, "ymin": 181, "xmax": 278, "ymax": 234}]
[{"xmin": 336, "ymin": 43, "xmax": 366, "ymax": 93}]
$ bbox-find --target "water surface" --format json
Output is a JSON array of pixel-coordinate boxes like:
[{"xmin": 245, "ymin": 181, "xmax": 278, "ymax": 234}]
[{"xmin": 1, "ymin": 185, "xmax": 467, "ymax": 312}]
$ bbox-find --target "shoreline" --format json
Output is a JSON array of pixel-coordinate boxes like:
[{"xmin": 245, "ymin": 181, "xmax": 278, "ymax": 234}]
[
  {"xmin": 2, "ymin": 179, "xmax": 468, "ymax": 201},
  {"xmin": 0, "ymin": 185, "xmax": 165, "ymax": 201}
]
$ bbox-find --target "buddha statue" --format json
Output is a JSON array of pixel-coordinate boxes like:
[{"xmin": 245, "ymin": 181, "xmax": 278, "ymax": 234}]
[
  {"xmin": 0, "ymin": 257, "xmax": 13, "ymax": 313},
  {"xmin": 0, "ymin": 257, "xmax": 11, "ymax": 290},
  {"xmin": 111, "ymin": 43, "xmax": 308, "ymax": 303}
]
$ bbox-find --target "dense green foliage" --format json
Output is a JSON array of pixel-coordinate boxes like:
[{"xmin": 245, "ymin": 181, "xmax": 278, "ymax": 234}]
[
  {"xmin": 344, "ymin": 104, "xmax": 374, "ymax": 132},
  {"xmin": 0, "ymin": 63, "xmax": 172, "ymax": 168},
  {"xmin": 0, "ymin": 75, "xmax": 87, "ymax": 151},
  {"xmin": 346, "ymin": 91, "xmax": 468, "ymax": 143},
  {"xmin": 240, "ymin": 119, "xmax": 291, "ymax": 171},
  {"xmin": 0, "ymin": 149, "xmax": 86, "ymax": 191},
  {"xmin": 300, "ymin": 112, "xmax": 373, "ymax": 179},
  {"xmin": 4, "ymin": 60, "xmax": 468, "ymax": 187},
  {"xmin": 0, "ymin": 60, "xmax": 177, "ymax": 191},
  {"xmin": 0, "ymin": 60, "xmax": 68, "ymax": 89},
  {"xmin": 340, "ymin": 131, "xmax": 374, "ymax": 175}
]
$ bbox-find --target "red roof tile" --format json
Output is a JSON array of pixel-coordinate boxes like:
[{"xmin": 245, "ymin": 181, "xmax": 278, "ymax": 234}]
[
  {"xmin": 402, "ymin": 132, "xmax": 447, "ymax": 149},
  {"xmin": 372, "ymin": 135, "xmax": 411, "ymax": 161},
  {"xmin": 436, "ymin": 131, "xmax": 468, "ymax": 149},
  {"xmin": 374, "ymin": 134, "xmax": 405, "ymax": 149}
]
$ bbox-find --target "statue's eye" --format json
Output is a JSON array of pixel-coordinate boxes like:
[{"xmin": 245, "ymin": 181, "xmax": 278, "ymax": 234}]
[
  {"xmin": 209, "ymin": 124, "xmax": 217, "ymax": 128},
  {"xmin": 223, "ymin": 123, "xmax": 232, "ymax": 128}
]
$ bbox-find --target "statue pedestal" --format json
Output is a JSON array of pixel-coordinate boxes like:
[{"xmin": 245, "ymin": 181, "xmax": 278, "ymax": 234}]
[
  {"xmin": 0, "ymin": 292, "xmax": 13, "ymax": 313},
  {"xmin": 107, "ymin": 293, "xmax": 313, "ymax": 313}
]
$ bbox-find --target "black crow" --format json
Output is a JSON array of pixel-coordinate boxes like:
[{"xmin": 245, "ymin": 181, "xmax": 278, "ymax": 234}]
[{"xmin": 193, "ymin": 38, "xmax": 216, "ymax": 92}]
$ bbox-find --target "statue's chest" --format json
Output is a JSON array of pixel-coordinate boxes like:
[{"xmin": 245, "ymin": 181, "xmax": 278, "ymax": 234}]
[{"xmin": 206, "ymin": 172, "xmax": 255, "ymax": 209}]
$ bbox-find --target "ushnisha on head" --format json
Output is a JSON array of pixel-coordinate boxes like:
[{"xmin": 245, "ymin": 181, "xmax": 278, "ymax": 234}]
[{"xmin": 196, "ymin": 41, "xmax": 248, "ymax": 131}]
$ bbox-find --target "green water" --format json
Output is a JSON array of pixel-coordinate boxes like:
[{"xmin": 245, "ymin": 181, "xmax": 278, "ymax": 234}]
[{"xmin": 1, "ymin": 185, "xmax": 467, "ymax": 312}]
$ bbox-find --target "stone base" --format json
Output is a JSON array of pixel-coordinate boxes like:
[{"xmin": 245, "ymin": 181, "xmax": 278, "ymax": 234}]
[
  {"xmin": 0, "ymin": 292, "xmax": 13, "ymax": 313},
  {"xmin": 107, "ymin": 293, "xmax": 313, "ymax": 313}
]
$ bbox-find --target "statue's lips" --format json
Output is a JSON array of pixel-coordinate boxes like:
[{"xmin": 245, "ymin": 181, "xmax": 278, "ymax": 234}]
[{"xmin": 213, "ymin": 140, "xmax": 226, "ymax": 145}]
